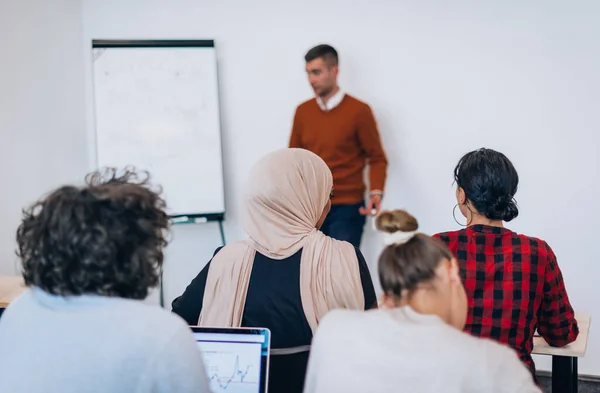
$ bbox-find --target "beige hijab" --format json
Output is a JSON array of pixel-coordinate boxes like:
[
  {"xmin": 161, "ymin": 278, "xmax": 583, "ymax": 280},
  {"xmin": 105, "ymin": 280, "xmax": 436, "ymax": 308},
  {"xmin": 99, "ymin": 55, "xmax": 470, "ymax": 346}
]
[{"xmin": 198, "ymin": 148, "xmax": 365, "ymax": 332}]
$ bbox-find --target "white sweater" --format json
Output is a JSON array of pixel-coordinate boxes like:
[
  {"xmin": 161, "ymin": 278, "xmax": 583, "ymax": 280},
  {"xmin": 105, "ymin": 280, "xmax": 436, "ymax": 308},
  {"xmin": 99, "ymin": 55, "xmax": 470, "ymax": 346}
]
[
  {"xmin": 0, "ymin": 288, "xmax": 210, "ymax": 393},
  {"xmin": 304, "ymin": 307, "xmax": 541, "ymax": 393}
]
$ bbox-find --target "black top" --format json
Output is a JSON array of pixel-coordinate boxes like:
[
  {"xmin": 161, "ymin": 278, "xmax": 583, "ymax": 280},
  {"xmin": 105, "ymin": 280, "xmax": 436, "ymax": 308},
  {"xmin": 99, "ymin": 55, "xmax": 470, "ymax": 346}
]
[{"xmin": 172, "ymin": 245, "xmax": 377, "ymax": 393}]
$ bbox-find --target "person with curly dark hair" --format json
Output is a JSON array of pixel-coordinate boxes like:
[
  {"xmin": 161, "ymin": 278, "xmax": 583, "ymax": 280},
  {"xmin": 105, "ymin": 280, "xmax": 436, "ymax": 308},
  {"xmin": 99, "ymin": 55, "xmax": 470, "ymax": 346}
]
[
  {"xmin": 0, "ymin": 168, "xmax": 210, "ymax": 393},
  {"xmin": 434, "ymin": 148, "xmax": 579, "ymax": 385}
]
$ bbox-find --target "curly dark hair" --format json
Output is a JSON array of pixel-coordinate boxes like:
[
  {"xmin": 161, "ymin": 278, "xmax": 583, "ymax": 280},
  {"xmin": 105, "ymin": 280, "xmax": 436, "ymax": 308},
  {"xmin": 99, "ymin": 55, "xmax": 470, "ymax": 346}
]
[{"xmin": 16, "ymin": 168, "xmax": 170, "ymax": 299}]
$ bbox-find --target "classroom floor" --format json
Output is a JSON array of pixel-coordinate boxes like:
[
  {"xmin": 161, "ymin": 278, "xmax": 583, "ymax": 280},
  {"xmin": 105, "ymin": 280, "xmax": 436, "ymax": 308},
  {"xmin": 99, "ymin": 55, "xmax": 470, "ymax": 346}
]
[{"xmin": 538, "ymin": 375, "xmax": 600, "ymax": 392}]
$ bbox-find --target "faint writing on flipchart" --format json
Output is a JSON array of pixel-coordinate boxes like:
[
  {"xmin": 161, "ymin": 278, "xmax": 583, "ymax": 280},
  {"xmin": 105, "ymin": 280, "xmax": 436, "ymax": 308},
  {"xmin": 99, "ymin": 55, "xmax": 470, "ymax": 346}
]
[{"xmin": 93, "ymin": 48, "xmax": 219, "ymax": 166}]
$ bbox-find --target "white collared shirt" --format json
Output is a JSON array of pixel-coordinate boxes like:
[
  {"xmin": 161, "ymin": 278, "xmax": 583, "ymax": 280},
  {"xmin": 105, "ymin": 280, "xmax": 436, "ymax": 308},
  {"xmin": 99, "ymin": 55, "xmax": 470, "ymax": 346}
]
[{"xmin": 316, "ymin": 89, "xmax": 345, "ymax": 111}]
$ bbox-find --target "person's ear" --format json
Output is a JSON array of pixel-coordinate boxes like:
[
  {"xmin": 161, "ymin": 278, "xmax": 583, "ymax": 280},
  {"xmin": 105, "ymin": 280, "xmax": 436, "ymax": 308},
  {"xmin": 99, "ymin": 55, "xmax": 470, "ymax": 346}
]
[
  {"xmin": 381, "ymin": 294, "xmax": 396, "ymax": 309},
  {"xmin": 330, "ymin": 64, "xmax": 339, "ymax": 77},
  {"xmin": 456, "ymin": 187, "xmax": 467, "ymax": 205},
  {"xmin": 447, "ymin": 258, "xmax": 461, "ymax": 283}
]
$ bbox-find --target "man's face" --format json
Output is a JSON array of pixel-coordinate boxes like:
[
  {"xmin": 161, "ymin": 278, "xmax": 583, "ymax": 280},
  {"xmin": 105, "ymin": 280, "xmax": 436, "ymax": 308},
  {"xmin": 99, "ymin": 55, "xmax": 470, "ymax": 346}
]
[{"xmin": 305, "ymin": 58, "xmax": 338, "ymax": 97}]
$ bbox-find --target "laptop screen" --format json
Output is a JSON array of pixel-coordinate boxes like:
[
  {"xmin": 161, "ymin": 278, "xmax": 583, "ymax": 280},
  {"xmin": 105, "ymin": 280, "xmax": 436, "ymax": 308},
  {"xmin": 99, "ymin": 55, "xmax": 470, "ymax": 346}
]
[{"xmin": 191, "ymin": 327, "xmax": 270, "ymax": 393}]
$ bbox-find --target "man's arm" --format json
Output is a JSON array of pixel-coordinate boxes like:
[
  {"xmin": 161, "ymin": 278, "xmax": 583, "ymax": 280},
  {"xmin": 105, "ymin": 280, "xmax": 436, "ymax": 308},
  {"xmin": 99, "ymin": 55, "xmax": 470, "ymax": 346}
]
[
  {"xmin": 356, "ymin": 104, "xmax": 387, "ymax": 193},
  {"xmin": 289, "ymin": 108, "xmax": 303, "ymax": 148},
  {"xmin": 537, "ymin": 245, "xmax": 579, "ymax": 346},
  {"xmin": 356, "ymin": 104, "xmax": 387, "ymax": 215}
]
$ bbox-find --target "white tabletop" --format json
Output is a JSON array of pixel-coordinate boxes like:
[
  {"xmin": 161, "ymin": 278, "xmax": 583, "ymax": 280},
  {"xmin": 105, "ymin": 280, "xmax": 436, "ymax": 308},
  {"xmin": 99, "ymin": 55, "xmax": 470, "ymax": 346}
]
[
  {"xmin": 532, "ymin": 312, "xmax": 590, "ymax": 357},
  {"xmin": 1, "ymin": 280, "xmax": 590, "ymax": 358}
]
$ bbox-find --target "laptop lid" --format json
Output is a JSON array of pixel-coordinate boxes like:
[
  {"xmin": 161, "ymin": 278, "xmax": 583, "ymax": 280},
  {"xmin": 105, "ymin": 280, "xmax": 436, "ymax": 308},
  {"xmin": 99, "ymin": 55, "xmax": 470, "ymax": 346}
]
[{"xmin": 191, "ymin": 327, "xmax": 270, "ymax": 393}]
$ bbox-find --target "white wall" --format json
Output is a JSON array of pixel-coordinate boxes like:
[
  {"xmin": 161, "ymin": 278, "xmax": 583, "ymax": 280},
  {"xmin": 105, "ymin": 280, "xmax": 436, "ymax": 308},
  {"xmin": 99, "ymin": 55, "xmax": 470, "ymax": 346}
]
[
  {"xmin": 0, "ymin": 0, "xmax": 88, "ymax": 275},
  {"xmin": 82, "ymin": 0, "xmax": 600, "ymax": 375}
]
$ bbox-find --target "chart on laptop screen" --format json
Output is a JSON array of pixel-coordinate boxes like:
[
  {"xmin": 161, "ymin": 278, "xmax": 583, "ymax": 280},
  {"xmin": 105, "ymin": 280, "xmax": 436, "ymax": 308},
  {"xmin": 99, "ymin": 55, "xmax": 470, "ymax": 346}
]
[{"xmin": 196, "ymin": 339, "xmax": 262, "ymax": 393}]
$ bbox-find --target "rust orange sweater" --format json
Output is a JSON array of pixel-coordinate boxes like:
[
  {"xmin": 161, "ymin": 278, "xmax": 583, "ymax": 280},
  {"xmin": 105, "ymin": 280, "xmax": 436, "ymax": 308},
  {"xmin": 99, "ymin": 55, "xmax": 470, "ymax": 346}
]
[{"xmin": 289, "ymin": 94, "xmax": 387, "ymax": 205}]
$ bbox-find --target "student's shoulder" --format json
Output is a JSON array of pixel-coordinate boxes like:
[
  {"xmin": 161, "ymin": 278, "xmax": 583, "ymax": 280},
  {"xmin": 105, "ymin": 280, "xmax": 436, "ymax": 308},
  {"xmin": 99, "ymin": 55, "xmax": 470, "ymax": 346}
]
[
  {"xmin": 318, "ymin": 308, "xmax": 387, "ymax": 335},
  {"xmin": 0, "ymin": 288, "xmax": 34, "ymax": 323},
  {"xmin": 433, "ymin": 228, "xmax": 467, "ymax": 243},
  {"xmin": 115, "ymin": 299, "xmax": 192, "ymax": 336},
  {"xmin": 110, "ymin": 300, "xmax": 200, "ymax": 360},
  {"xmin": 211, "ymin": 241, "xmax": 254, "ymax": 263},
  {"xmin": 509, "ymin": 230, "xmax": 556, "ymax": 258},
  {"xmin": 520, "ymin": 233, "xmax": 554, "ymax": 251},
  {"xmin": 334, "ymin": 243, "xmax": 368, "ymax": 268}
]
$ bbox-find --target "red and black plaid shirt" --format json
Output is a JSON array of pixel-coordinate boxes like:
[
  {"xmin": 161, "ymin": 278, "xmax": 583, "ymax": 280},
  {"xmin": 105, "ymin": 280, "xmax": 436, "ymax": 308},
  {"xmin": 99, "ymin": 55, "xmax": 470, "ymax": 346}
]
[{"xmin": 434, "ymin": 224, "xmax": 579, "ymax": 380}]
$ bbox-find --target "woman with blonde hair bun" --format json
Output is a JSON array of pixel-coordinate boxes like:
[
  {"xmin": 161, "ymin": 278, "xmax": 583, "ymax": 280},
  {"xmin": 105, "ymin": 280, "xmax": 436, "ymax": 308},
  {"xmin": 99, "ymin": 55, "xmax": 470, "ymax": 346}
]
[{"xmin": 303, "ymin": 210, "xmax": 541, "ymax": 393}]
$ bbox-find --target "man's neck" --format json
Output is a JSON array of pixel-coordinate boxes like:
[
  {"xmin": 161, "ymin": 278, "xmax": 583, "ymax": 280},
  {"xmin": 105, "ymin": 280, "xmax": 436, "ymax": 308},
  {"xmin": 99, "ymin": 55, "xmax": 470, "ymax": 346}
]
[{"xmin": 318, "ymin": 85, "xmax": 340, "ymax": 106}]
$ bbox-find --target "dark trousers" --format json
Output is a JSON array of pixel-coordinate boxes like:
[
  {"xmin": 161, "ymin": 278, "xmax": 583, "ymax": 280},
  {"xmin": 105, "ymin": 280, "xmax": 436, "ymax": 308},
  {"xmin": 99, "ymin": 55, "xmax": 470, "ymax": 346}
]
[{"xmin": 320, "ymin": 202, "xmax": 366, "ymax": 248}]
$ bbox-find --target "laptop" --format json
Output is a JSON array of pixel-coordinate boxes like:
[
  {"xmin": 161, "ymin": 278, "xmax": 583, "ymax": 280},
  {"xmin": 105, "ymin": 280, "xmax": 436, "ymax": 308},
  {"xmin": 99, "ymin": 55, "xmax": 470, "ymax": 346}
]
[{"xmin": 191, "ymin": 327, "xmax": 271, "ymax": 393}]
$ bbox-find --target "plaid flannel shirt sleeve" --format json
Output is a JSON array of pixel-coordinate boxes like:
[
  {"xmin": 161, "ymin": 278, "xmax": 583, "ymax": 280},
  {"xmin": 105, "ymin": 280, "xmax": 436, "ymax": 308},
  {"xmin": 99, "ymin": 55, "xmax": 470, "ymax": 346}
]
[{"xmin": 537, "ymin": 245, "xmax": 579, "ymax": 347}]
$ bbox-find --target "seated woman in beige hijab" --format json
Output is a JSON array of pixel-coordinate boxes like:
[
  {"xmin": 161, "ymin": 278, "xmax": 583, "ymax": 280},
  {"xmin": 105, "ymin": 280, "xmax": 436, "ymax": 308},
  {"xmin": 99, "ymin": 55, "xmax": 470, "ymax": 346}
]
[
  {"xmin": 303, "ymin": 210, "xmax": 541, "ymax": 393},
  {"xmin": 172, "ymin": 148, "xmax": 377, "ymax": 393}
]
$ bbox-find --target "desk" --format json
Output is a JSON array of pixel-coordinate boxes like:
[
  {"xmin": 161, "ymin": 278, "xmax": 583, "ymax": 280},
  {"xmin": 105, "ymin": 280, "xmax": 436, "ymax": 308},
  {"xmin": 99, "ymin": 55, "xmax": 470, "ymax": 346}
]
[
  {"xmin": 532, "ymin": 312, "xmax": 590, "ymax": 393},
  {"xmin": 0, "ymin": 276, "xmax": 26, "ymax": 308}
]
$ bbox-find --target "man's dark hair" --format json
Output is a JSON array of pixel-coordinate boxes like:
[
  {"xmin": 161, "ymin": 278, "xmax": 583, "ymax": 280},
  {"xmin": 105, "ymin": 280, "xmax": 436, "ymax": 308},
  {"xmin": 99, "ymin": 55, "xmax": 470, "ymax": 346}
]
[
  {"xmin": 16, "ymin": 168, "xmax": 170, "ymax": 300},
  {"xmin": 305, "ymin": 44, "xmax": 338, "ymax": 66}
]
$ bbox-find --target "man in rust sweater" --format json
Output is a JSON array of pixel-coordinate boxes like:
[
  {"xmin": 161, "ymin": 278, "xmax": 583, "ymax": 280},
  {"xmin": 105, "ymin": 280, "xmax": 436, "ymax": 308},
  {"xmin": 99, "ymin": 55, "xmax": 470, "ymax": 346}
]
[{"xmin": 289, "ymin": 44, "xmax": 388, "ymax": 247}]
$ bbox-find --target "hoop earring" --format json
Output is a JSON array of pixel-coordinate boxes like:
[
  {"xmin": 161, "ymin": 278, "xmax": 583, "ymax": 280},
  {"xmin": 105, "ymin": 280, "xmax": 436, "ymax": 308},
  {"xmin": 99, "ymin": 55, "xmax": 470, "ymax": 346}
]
[{"xmin": 453, "ymin": 204, "xmax": 467, "ymax": 227}]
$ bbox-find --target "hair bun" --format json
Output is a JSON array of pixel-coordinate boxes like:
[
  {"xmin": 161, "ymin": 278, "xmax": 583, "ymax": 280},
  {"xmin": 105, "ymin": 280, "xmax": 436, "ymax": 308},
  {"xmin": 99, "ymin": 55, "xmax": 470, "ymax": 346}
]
[
  {"xmin": 488, "ymin": 195, "xmax": 519, "ymax": 222},
  {"xmin": 375, "ymin": 210, "xmax": 419, "ymax": 234}
]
